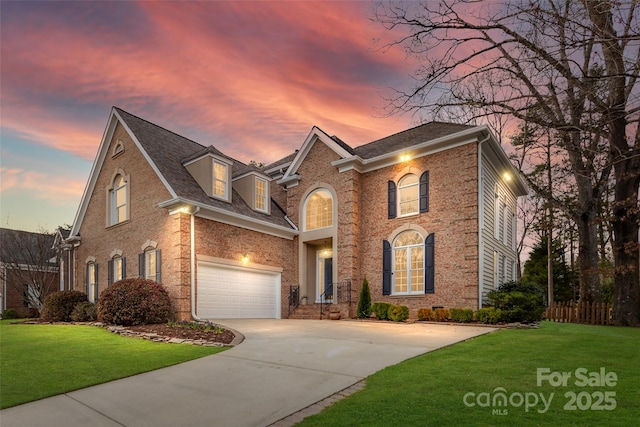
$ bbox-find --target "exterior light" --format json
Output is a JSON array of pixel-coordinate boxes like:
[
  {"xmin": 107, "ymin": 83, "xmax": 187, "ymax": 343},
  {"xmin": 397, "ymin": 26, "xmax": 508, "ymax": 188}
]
[
  {"xmin": 400, "ymin": 154, "xmax": 411, "ymax": 162},
  {"xmin": 241, "ymin": 254, "xmax": 249, "ymax": 263},
  {"xmin": 503, "ymin": 172, "xmax": 512, "ymax": 182}
]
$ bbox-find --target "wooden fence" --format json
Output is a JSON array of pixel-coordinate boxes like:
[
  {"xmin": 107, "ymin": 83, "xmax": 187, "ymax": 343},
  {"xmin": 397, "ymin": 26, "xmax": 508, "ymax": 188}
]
[{"xmin": 545, "ymin": 301, "xmax": 613, "ymax": 326}]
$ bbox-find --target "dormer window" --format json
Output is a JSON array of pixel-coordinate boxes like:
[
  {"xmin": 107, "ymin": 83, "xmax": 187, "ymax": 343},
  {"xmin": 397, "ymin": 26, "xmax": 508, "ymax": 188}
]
[
  {"xmin": 213, "ymin": 161, "xmax": 229, "ymax": 199},
  {"xmin": 255, "ymin": 177, "xmax": 268, "ymax": 212}
]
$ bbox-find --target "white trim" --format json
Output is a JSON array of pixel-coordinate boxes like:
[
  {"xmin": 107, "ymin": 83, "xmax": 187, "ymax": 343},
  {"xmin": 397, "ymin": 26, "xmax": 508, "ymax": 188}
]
[
  {"xmin": 279, "ymin": 127, "xmax": 352, "ymax": 185},
  {"xmin": 182, "ymin": 152, "xmax": 233, "ymax": 168},
  {"xmin": 197, "ymin": 254, "xmax": 283, "ymax": 273},
  {"xmin": 158, "ymin": 198, "xmax": 298, "ymax": 239}
]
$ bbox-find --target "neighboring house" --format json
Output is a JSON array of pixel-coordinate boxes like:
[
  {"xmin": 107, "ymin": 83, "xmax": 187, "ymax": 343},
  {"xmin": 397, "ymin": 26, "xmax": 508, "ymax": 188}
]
[
  {"xmin": 66, "ymin": 107, "xmax": 526, "ymax": 320},
  {"xmin": 0, "ymin": 228, "xmax": 59, "ymax": 316}
]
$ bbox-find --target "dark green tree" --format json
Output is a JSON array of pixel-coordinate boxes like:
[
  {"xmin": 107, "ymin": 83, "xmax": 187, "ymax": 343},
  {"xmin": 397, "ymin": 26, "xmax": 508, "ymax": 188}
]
[
  {"xmin": 522, "ymin": 239, "xmax": 577, "ymax": 303},
  {"xmin": 357, "ymin": 278, "xmax": 372, "ymax": 319}
]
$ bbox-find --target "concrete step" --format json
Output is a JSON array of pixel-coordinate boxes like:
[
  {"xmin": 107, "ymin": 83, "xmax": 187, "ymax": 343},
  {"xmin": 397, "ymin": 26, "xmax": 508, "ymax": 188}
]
[{"xmin": 288, "ymin": 304, "xmax": 331, "ymax": 319}]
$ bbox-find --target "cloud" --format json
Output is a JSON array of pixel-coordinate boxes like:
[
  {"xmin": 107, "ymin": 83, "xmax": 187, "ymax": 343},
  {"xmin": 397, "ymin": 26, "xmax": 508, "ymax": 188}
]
[
  {"xmin": 1, "ymin": 1, "xmax": 414, "ymax": 164},
  {"xmin": 0, "ymin": 167, "xmax": 85, "ymax": 206}
]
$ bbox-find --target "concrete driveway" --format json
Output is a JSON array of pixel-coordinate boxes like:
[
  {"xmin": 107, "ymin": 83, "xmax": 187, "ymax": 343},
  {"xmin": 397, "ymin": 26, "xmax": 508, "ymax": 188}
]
[{"xmin": 0, "ymin": 320, "xmax": 495, "ymax": 427}]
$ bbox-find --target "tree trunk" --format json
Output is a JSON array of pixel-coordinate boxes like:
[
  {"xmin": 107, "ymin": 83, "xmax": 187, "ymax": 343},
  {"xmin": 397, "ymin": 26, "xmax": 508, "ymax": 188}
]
[{"xmin": 576, "ymin": 207, "xmax": 602, "ymax": 302}]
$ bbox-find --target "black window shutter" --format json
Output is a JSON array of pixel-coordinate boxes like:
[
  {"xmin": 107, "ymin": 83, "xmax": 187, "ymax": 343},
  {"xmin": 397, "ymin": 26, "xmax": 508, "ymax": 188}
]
[
  {"xmin": 383, "ymin": 240, "xmax": 392, "ymax": 295},
  {"xmin": 388, "ymin": 181, "xmax": 397, "ymax": 219},
  {"xmin": 420, "ymin": 171, "xmax": 429, "ymax": 213},
  {"xmin": 122, "ymin": 257, "xmax": 126, "ymax": 280},
  {"xmin": 107, "ymin": 260, "xmax": 113, "ymax": 286},
  {"xmin": 425, "ymin": 233, "xmax": 435, "ymax": 293},
  {"xmin": 138, "ymin": 253, "xmax": 145, "ymax": 278},
  {"xmin": 156, "ymin": 250, "xmax": 162, "ymax": 283}
]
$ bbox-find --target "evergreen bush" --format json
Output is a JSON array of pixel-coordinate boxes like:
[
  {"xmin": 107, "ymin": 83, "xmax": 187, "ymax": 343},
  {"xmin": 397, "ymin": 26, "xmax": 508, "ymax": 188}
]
[
  {"xmin": 357, "ymin": 278, "xmax": 372, "ymax": 319},
  {"xmin": 71, "ymin": 301, "xmax": 97, "ymax": 322},
  {"xmin": 40, "ymin": 291, "xmax": 88, "ymax": 322},
  {"xmin": 417, "ymin": 308, "xmax": 434, "ymax": 321},
  {"xmin": 388, "ymin": 304, "xmax": 409, "ymax": 322},
  {"xmin": 450, "ymin": 308, "xmax": 474, "ymax": 323},
  {"xmin": 487, "ymin": 280, "xmax": 545, "ymax": 323},
  {"xmin": 372, "ymin": 302, "xmax": 391, "ymax": 320}
]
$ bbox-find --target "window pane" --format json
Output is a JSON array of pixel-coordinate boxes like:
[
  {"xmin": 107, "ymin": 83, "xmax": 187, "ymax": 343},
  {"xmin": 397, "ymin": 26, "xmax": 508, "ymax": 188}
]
[
  {"xmin": 395, "ymin": 271, "xmax": 408, "ymax": 293},
  {"xmin": 114, "ymin": 258, "xmax": 122, "ymax": 282},
  {"xmin": 255, "ymin": 179, "xmax": 266, "ymax": 211},
  {"xmin": 305, "ymin": 190, "xmax": 333, "ymax": 230},
  {"xmin": 146, "ymin": 251, "xmax": 157, "ymax": 281},
  {"xmin": 395, "ymin": 231, "xmax": 423, "ymax": 247},
  {"xmin": 398, "ymin": 174, "xmax": 419, "ymax": 216},
  {"xmin": 213, "ymin": 162, "xmax": 227, "ymax": 197}
]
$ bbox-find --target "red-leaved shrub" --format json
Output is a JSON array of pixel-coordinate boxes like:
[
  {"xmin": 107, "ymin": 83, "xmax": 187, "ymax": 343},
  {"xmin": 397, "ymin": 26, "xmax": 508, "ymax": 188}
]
[{"xmin": 97, "ymin": 278, "xmax": 173, "ymax": 326}]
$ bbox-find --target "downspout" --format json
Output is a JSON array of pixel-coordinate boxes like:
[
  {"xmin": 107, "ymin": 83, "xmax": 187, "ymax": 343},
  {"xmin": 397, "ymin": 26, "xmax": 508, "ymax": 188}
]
[
  {"xmin": 189, "ymin": 207, "xmax": 201, "ymax": 321},
  {"xmin": 477, "ymin": 132, "xmax": 491, "ymax": 310}
]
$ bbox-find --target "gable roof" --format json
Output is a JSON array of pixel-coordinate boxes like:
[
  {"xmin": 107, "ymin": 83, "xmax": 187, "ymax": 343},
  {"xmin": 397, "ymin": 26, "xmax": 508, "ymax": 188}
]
[{"xmin": 70, "ymin": 107, "xmax": 297, "ymax": 239}]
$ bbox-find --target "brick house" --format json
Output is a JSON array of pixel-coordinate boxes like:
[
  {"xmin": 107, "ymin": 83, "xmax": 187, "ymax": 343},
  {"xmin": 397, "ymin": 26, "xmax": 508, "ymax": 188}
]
[
  {"xmin": 65, "ymin": 107, "xmax": 526, "ymax": 320},
  {"xmin": 1, "ymin": 228, "xmax": 60, "ymax": 317}
]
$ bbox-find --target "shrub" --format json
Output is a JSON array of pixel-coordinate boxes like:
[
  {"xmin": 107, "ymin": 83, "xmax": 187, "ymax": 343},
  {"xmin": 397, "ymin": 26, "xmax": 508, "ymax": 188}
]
[
  {"xmin": 388, "ymin": 304, "xmax": 409, "ymax": 322},
  {"xmin": 1, "ymin": 309, "xmax": 20, "ymax": 319},
  {"xmin": 450, "ymin": 308, "xmax": 474, "ymax": 323},
  {"xmin": 372, "ymin": 302, "xmax": 391, "ymax": 320},
  {"xmin": 417, "ymin": 308, "xmax": 434, "ymax": 321},
  {"xmin": 97, "ymin": 278, "xmax": 173, "ymax": 326},
  {"xmin": 434, "ymin": 308, "xmax": 450, "ymax": 321},
  {"xmin": 40, "ymin": 291, "xmax": 88, "ymax": 322},
  {"xmin": 475, "ymin": 307, "xmax": 503, "ymax": 324},
  {"xmin": 487, "ymin": 280, "xmax": 545, "ymax": 323},
  {"xmin": 71, "ymin": 301, "xmax": 97, "ymax": 322},
  {"xmin": 357, "ymin": 278, "xmax": 372, "ymax": 319}
]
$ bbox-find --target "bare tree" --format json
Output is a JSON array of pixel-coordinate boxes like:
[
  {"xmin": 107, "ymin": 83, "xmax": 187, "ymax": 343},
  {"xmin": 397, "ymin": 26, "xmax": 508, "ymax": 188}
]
[
  {"xmin": 0, "ymin": 228, "xmax": 59, "ymax": 314},
  {"xmin": 374, "ymin": 0, "xmax": 640, "ymax": 325}
]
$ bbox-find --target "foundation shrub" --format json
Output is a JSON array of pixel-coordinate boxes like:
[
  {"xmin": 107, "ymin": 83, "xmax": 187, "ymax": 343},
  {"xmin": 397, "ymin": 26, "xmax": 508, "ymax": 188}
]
[
  {"xmin": 372, "ymin": 302, "xmax": 391, "ymax": 320},
  {"xmin": 487, "ymin": 280, "xmax": 545, "ymax": 323},
  {"xmin": 417, "ymin": 308, "xmax": 434, "ymax": 321},
  {"xmin": 1, "ymin": 309, "xmax": 20, "ymax": 319},
  {"xmin": 450, "ymin": 308, "xmax": 474, "ymax": 323},
  {"xmin": 388, "ymin": 304, "xmax": 409, "ymax": 322},
  {"xmin": 97, "ymin": 279, "xmax": 173, "ymax": 326},
  {"xmin": 434, "ymin": 308, "xmax": 450, "ymax": 321},
  {"xmin": 40, "ymin": 291, "xmax": 88, "ymax": 322},
  {"xmin": 475, "ymin": 307, "xmax": 503, "ymax": 324},
  {"xmin": 70, "ymin": 301, "xmax": 97, "ymax": 322}
]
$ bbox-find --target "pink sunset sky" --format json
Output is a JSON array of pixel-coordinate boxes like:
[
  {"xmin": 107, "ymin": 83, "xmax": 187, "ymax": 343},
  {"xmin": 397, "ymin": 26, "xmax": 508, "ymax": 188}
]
[{"xmin": 1, "ymin": 1, "xmax": 423, "ymax": 233}]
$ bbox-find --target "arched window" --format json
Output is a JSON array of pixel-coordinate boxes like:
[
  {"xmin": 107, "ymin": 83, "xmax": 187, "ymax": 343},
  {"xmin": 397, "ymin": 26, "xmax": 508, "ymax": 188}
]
[
  {"xmin": 109, "ymin": 174, "xmax": 128, "ymax": 225},
  {"xmin": 393, "ymin": 231, "xmax": 424, "ymax": 294},
  {"xmin": 398, "ymin": 174, "xmax": 419, "ymax": 216},
  {"xmin": 304, "ymin": 189, "xmax": 333, "ymax": 230}
]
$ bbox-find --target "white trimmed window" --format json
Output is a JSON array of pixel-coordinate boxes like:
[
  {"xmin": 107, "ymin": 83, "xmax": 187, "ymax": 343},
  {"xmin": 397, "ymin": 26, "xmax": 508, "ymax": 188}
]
[
  {"xmin": 109, "ymin": 174, "xmax": 128, "ymax": 225},
  {"xmin": 493, "ymin": 251, "xmax": 499, "ymax": 289},
  {"xmin": 393, "ymin": 231, "xmax": 424, "ymax": 295},
  {"xmin": 255, "ymin": 177, "xmax": 268, "ymax": 212},
  {"xmin": 213, "ymin": 161, "xmax": 228, "ymax": 199},
  {"xmin": 87, "ymin": 262, "xmax": 98, "ymax": 303},
  {"xmin": 304, "ymin": 189, "xmax": 333, "ymax": 230},
  {"xmin": 113, "ymin": 257, "xmax": 124, "ymax": 282},
  {"xmin": 398, "ymin": 174, "xmax": 419, "ymax": 216},
  {"xmin": 145, "ymin": 250, "xmax": 160, "ymax": 282}
]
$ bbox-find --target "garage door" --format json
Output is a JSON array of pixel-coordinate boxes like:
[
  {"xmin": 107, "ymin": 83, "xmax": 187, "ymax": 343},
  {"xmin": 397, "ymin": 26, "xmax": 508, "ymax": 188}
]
[{"xmin": 197, "ymin": 262, "xmax": 280, "ymax": 319}]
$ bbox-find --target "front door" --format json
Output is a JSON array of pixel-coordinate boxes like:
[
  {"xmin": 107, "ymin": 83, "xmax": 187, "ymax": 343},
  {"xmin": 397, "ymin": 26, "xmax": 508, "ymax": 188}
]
[{"xmin": 316, "ymin": 250, "xmax": 333, "ymax": 302}]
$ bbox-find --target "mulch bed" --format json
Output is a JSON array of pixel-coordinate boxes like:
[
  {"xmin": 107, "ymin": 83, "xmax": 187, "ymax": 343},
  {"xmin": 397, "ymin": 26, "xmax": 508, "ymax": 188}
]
[{"xmin": 124, "ymin": 322, "xmax": 236, "ymax": 345}]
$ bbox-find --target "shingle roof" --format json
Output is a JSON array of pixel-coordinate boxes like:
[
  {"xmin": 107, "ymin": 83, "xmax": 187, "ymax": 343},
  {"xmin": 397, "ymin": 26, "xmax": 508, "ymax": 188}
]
[
  {"xmin": 354, "ymin": 122, "xmax": 475, "ymax": 159},
  {"xmin": 115, "ymin": 108, "xmax": 293, "ymax": 229},
  {"xmin": 0, "ymin": 228, "xmax": 57, "ymax": 265}
]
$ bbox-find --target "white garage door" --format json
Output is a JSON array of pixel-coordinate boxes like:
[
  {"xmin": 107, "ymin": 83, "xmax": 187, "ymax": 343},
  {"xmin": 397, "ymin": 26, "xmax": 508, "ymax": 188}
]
[{"xmin": 197, "ymin": 262, "xmax": 280, "ymax": 319}]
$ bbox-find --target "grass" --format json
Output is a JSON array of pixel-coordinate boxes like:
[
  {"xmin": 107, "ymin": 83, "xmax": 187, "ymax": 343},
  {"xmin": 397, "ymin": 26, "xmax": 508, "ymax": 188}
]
[
  {"xmin": 297, "ymin": 322, "xmax": 640, "ymax": 426},
  {"xmin": 0, "ymin": 320, "xmax": 226, "ymax": 409}
]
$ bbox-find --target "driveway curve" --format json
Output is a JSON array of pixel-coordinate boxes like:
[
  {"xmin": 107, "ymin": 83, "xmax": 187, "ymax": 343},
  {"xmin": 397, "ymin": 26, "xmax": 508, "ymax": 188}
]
[{"xmin": 0, "ymin": 320, "xmax": 495, "ymax": 427}]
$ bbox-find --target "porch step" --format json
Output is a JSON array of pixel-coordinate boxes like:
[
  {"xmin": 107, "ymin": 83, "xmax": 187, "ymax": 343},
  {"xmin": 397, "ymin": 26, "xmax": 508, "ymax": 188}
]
[{"xmin": 288, "ymin": 303, "xmax": 331, "ymax": 320}]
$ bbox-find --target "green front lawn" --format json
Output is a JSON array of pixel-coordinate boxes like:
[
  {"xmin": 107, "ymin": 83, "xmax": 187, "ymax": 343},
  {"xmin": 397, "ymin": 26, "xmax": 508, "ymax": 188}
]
[
  {"xmin": 298, "ymin": 322, "xmax": 640, "ymax": 426},
  {"xmin": 0, "ymin": 320, "xmax": 226, "ymax": 409}
]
